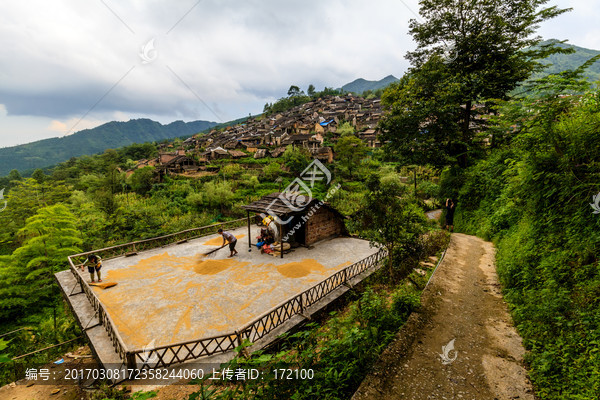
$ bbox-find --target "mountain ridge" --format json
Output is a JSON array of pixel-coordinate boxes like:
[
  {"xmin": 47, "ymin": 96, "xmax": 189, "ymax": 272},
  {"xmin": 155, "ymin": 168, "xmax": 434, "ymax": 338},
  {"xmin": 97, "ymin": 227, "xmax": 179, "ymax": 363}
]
[
  {"xmin": 0, "ymin": 118, "xmax": 217, "ymax": 175},
  {"xmin": 535, "ymin": 40, "xmax": 600, "ymax": 81},
  {"xmin": 341, "ymin": 75, "xmax": 399, "ymax": 94}
]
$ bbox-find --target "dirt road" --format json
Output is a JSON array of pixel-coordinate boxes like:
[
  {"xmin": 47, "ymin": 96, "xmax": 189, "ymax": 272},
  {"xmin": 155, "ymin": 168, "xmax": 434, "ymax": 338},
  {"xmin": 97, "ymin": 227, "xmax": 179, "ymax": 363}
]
[{"xmin": 353, "ymin": 233, "xmax": 534, "ymax": 400}]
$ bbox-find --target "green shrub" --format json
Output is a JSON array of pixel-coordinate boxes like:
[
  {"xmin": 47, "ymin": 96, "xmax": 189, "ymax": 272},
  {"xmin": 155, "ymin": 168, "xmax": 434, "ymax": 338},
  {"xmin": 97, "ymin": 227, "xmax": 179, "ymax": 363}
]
[
  {"xmin": 416, "ymin": 180, "xmax": 439, "ymax": 199},
  {"xmin": 391, "ymin": 288, "xmax": 421, "ymax": 320}
]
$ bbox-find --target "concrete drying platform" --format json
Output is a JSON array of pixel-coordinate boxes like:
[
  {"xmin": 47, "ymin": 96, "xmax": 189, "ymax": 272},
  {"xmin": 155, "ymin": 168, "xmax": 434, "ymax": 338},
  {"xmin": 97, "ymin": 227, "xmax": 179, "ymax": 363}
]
[{"xmin": 68, "ymin": 226, "xmax": 377, "ymax": 352}]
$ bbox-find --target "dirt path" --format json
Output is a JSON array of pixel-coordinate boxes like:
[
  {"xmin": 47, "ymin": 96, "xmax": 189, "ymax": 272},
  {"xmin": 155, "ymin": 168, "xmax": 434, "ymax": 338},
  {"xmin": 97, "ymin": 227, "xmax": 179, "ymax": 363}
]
[
  {"xmin": 353, "ymin": 233, "xmax": 534, "ymax": 400},
  {"xmin": 425, "ymin": 209, "xmax": 442, "ymax": 221}
]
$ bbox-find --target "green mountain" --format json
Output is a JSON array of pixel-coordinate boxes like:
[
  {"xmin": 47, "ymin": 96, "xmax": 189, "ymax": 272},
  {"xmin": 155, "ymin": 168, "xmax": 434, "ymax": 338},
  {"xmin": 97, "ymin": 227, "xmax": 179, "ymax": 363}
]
[
  {"xmin": 341, "ymin": 75, "xmax": 399, "ymax": 94},
  {"xmin": 0, "ymin": 118, "xmax": 217, "ymax": 175},
  {"xmin": 536, "ymin": 40, "xmax": 600, "ymax": 81}
]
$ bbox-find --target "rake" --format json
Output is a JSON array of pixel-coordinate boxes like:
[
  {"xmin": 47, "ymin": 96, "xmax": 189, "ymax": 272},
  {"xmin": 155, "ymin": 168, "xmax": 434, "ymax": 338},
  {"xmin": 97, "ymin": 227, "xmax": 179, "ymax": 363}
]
[{"xmin": 203, "ymin": 245, "xmax": 227, "ymax": 256}]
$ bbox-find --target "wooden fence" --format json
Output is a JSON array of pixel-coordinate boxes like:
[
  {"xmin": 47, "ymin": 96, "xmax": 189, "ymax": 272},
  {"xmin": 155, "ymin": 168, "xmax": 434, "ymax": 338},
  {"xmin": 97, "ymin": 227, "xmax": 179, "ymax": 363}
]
[
  {"xmin": 67, "ymin": 218, "xmax": 248, "ymax": 264},
  {"xmin": 66, "ymin": 220, "xmax": 387, "ymax": 370}
]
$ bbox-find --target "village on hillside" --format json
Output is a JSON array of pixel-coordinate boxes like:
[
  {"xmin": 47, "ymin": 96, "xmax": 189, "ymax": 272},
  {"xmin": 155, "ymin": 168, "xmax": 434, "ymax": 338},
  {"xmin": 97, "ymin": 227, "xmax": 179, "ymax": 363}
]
[{"xmin": 125, "ymin": 94, "xmax": 383, "ymax": 177}]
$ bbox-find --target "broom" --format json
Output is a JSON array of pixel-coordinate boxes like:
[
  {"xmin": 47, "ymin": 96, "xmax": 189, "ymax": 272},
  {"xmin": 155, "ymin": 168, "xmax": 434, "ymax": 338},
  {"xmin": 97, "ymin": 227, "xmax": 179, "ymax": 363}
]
[{"xmin": 203, "ymin": 245, "xmax": 227, "ymax": 256}]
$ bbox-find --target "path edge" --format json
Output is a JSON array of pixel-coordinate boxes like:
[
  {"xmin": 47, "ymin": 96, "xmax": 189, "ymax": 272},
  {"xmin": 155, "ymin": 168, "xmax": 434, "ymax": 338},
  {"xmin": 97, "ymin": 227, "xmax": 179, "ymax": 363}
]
[{"xmin": 351, "ymin": 238, "xmax": 450, "ymax": 400}]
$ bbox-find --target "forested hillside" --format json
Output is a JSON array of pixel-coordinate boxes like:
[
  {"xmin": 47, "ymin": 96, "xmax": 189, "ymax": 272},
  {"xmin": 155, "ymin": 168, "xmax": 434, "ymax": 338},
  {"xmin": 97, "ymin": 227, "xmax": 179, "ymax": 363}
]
[
  {"xmin": 375, "ymin": 0, "xmax": 600, "ymax": 398},
  {"xmin": 536, "ymin": 40, "xmax": 600, "ymax": 82},
  {"xmin": 341, "ymin": 75, "xmax": 399, "ymax": 94},
  {"xmin": 0, "ymin": 118, "xmax": 217, "ymax": 175},
  {"xmin": 454, "ymin": 83, "xmax": 600, "ymax": 399}
]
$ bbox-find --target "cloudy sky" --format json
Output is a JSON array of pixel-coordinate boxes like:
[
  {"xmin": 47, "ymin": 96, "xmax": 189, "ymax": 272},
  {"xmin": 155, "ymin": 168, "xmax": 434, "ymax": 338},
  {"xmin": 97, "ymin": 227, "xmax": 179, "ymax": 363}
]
[{"xmin": 1, "ymin": 0, "xmax": 598, "ymax": 148}]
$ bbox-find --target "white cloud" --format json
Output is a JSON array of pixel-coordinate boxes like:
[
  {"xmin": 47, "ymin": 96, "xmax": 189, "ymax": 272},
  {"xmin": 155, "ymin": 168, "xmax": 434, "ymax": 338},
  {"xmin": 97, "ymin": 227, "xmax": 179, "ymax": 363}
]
[
  {"xmin": 48, "ymin": 117, "xmax": 105, "ymax": 136},
  {"xmin": 0, "ymin": 0, "xmax": 598, "ymax": 147}
]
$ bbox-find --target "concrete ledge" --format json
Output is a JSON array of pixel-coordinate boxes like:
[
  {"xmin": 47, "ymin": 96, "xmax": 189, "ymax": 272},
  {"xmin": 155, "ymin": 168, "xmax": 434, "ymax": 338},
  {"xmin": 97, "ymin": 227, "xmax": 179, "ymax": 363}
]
[{"xmin": 56, "ymin": 270, "xmax": 123, "ymax": 371}]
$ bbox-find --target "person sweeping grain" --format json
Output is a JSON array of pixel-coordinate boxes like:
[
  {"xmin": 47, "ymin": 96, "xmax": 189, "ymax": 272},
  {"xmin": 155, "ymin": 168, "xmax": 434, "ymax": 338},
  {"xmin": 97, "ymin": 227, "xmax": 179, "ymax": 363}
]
[
  {"xmin": 218, "ymin": 228, "xmax": 238, "ymax": 257},
  {"xmin": 81, "ymin": 254, "xmax": 102, "ymax": 282}
]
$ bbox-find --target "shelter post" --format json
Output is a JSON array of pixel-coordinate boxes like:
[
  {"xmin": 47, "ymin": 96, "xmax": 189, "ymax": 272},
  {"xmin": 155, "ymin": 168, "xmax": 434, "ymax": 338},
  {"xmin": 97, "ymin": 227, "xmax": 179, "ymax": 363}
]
[{"xmin": 247, "ymin": 210, "xmax": 251, "ymax": 250}]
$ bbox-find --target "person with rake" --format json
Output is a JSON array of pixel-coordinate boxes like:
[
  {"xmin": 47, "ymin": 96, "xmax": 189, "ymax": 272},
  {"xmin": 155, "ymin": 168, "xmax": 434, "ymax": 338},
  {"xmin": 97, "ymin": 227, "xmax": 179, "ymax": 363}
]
[{"xmin": 218, "ymin": 228, "xmax": 238, "ymax": 257}]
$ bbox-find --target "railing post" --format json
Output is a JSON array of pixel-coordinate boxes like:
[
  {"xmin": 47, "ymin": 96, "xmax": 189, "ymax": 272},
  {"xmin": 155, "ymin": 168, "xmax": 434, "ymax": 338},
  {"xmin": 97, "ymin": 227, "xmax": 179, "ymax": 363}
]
[
  {"xmin": 77, "ymin": 272, "xmax": 84, "ymax": 293},
  {"xmin": 343, "ymin": 267, "xmax": 348, "ymax": 283},
  {"xmin": 235, "ymin": 330, "xmax": 243, "ymax": 348},
  {"xmin": 97, "ymin": 306, "xmax": 104, "ymax": 325},
  {"xmin": 299, "ymin": 294, "xmax": 304, "ymax": 314},
  {"xmin": 126, "ymin": 352, "xmax": 137, "ymax": 370}
]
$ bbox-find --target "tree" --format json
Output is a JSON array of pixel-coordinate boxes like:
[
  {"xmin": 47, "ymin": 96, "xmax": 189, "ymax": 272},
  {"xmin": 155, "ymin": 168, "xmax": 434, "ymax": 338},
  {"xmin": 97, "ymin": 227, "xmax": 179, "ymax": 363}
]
[
  {"xmin": 263, "ymin": 162, "xmax": 282, "ymax": 181},
  {"xmin": 307, "ymin": 84, "xmax": 316, "ymax": 96},
  {"xmin": 334, "ymin": 135, "xmax": 366, "ymax": 178},
  {"xmin": 287, "ymin": 85, "xmax": 302, "ymax": 97},
  {"xmin": 0, "ymin": 179, "xmax": 72, "ymax": 252},
  {"xmin": 8, "ymin": 169, "xmax": 22, "ymax": 182},
  {"xmin": 94, "ymin": 187, "xmax": 118, "ymax": 216},
  {"xmin": 381, "ymin": 58, "xmax": 464, "ymax": 168},
  {"xmin": 383, "ymin": 0, "xmax": 570, "ymax": 167},
  {"xmin": 282, "ymin": 146, "xmax": 311, "ymax": 176},
  {"xmin": 201, "ymin": 181, "xmax": 235, "ymax": 214},
  {"xmin": 78, "ymin": 174, "xmax": 103, "ymax": 193},
  {"xmin": 336, "ymin": 121, "xmax": 355, "ymax": 136},
  {"xmin": 31, "ymin": 169, "xmax": 46, "ymax": 183},
  {"xmin": 0, "ymin": 204, "xmax": 81, "ymax": 321},
  {"xmin": 357, "ymin": 177, "xmax": 426, "ymax": 280},
  {"xmin": 221, "ymin": 164, "xmax": 243, "ymax": 180},
  {"xmin": 104, "ymin": 164, "xmax": 123, "ymax": 195},
  {"xmin": 118, "ymin": 142, "xmax": 157, "ymax": 162},
  {"xmin": 129, "ymin": 166, "xmax": 155, "ymax": 196}
]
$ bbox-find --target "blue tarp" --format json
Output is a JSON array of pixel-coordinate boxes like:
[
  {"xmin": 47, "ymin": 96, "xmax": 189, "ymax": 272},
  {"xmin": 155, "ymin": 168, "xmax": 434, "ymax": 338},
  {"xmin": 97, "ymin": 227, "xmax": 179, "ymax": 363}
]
[{"xmin": 320, "ymin": 119, "xmax": 335, "ymax": 126}]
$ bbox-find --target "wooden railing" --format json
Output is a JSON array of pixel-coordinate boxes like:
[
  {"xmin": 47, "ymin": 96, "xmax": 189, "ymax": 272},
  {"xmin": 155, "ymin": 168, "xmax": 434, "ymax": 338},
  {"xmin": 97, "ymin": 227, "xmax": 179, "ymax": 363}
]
[
  {"xmin": 67, "ymin": 259, "xmax": 128, "ymax": 362},
  {"xmin": 66, "ymin": 220, "xmax": 386, "ymax": 370},
  {"xmin": 68, "ymin": 218, "xmax": 248, "ymax": 265}
]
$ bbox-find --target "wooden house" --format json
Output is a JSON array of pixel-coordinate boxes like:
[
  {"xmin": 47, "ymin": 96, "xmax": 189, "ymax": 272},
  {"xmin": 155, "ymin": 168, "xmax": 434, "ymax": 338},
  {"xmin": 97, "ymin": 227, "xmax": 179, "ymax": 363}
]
[
  {"xmin": 209, "ymin": 147, "xmax": 230, "ymax": 160},
  {"xmin": 270, "ymin": 147, "xmax": 286, "ymax": 158},
  {"xmin": 241, "ymin": 193, "xmax": 347, "ymax": 256},
  {"xmin": 312, "ymin": 146, "xmax": 333, "ymax": 163},
  {"xmin": 161, "ymin": 155, "xmax": 199, "ymax": 174},
  {"xmin": 229, "ymin": 150, "xmax": 247, "ymax": 159},
  {"xmin": 254, "ymin": 149, "xmax": 268, "ymax": 159}
]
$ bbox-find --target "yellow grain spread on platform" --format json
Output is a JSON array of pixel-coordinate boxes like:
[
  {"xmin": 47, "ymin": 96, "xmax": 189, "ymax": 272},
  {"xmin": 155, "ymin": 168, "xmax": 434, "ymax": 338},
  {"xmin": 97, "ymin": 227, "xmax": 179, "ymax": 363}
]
[{"xmin": 91, "ymin": 250, "xmax": 356, "ymax": 349}]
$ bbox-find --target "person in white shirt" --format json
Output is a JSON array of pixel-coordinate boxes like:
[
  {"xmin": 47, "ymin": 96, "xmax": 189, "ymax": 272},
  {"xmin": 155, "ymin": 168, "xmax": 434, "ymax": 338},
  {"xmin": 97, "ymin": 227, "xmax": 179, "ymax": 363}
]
[{"xmin": 218, "ymin": 229, "xmax": 238, "ymax": 257}]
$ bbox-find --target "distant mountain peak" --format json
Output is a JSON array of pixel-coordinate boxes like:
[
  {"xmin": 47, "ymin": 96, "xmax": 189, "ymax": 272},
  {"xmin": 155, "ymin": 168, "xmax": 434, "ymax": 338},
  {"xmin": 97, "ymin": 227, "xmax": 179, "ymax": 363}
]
[
  {"xmin": 530, "ymin": 41, "xmax": 600, "ymax": 82},
  {"xmin": 341, "ymin": 75, "xmax": 399, "ymax": 94}
]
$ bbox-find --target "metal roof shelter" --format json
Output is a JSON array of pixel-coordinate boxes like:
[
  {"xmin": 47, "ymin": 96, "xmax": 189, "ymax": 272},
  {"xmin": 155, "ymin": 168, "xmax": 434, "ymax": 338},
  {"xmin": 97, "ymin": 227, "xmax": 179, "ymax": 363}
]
[{"xmin": 241, "ymin": 192, "xmax": 342, "ymax": 258}]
